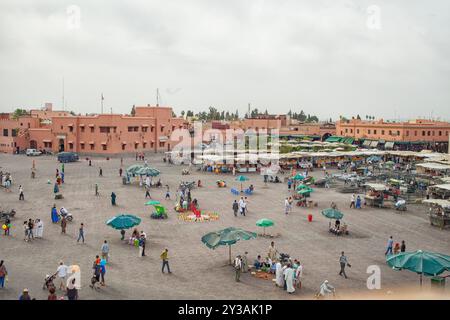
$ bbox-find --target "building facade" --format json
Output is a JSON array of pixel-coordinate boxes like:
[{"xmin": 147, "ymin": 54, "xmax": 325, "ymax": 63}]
[
  {"xmin": 0, "ymin": 104, "xmax": 187, "ymax": 155},
  {"xmin": 336, "ymin": 119, "xmax": 450, "ymax": 152}
]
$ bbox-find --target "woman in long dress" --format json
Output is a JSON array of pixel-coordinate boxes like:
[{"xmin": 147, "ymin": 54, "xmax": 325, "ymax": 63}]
[
  {"xmin": 35, "ymin": 219, "xmax": 43, "ymax": 238},
  {"xmin": 275, "ymin": 261, "xmax": 284, "ymax": 287},
  {"xmin": 51, "ymin": 205, "xmax": 59, "ymax": 223},
  {"xmin": 284, "ymin": 264, "xmax": 295, "ymax": 294}
]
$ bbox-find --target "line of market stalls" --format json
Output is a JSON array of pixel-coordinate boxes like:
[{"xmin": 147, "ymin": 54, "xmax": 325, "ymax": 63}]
[{"xmin": 277, "ymin": 150, "xmax": 437, "ymax": 170}]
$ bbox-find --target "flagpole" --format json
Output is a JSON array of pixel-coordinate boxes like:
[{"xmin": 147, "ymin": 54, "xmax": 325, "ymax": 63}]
[{"xmin": 101, "ymin": 93, "xmax": 104, "ymax": 114}]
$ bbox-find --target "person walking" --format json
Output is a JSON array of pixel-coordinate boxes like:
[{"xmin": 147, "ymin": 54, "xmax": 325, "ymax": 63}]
[
  {"xmin": 18, "ymin": 185, "xmax": 24, "ymax": 200},
  {"xmin": 284, "ymin": 197, "xmax": 290, "ymax": 215},
  {"xmin": 3, "ymin": 218, "xmax": 10, "ymax": 236},
  {"xmin": 23, "ymin": 221, "xmax": 28, "ymax": 242},
  {"xmin": 165, "ymin": 185, "xmax": 171, "ymax": 200},
  {"xmin": 35, "ymin": 218, "xmax": 43, "ymax": 238},
  {"xmin": 138, "ymin": 234, "xmax": 146, "ymax": 257},
  {"xmin": 232, "ymin": 200, "xmax": 239, "ymax": 217},
  {"xmin": 339, "ymin": 251, "xmax": 351, "ymax": 279},
  {"xmin": 99, "ymin": 167, "xmax": 103, "ymax": 177},
  {"xmin": 119, "ymin": 167, "xmax": 123, "ymax": 177},
  {"xmin": 61, "ymin": 216, "xmax": 67, "ymax": 234},
  {"xmin": 161, "ymin": 248, "xmax": 171, "ymax": 274},
  {"xmin": 67, "ymin": 278, "xmax": 78, "ymax": 300},
  {"xmin": 101, "ymin": 240, "xmax": 109, "ymax": 262},
  {"xmin": 19, "ymin": 288, "xmax": 31, "ymax": 300},
  {"xmin": 56, "ymin": 261, "xmax": 68, "ymax": 291},
  {"xmin": 95, "ymin": 183, "xmax": 99, "ymax": 196},
  {"xmin": 77, "ymin": 223, "xmax": 85, "ymax": 243},
  {"xmin": 234, "ymin": 255, "xmax": 242, "ymax": 282},
  {"xmin": 400, "ymin": 240, "xmax": 406, "ymax": 253},
  {"xmin": 145, "ymin": 185, "xmax": 151, "ymax": 199},
  {"xmin": 0, "ymin": 260, "xmax": 7, "ymax": 289},
  {"xmin": 111, "ymin": 192, "xmax": 117, "ymax": 206},
  {"xmin": 350, "ymin": 194, "xmax": 355, "ymax": 208},
  {"xmin": 27, "ymin": 219, "xmax": 34, "ymax": 241},
  {"xmin": 385, "ymin": 236, "xmax": 394, "ymax": 255}
]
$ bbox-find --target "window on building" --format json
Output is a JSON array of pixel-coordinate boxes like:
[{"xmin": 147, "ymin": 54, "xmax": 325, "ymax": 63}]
[
  {"xmin": 102, "ymin": 145, "xmax": 107, "ymax": 151},
  {"xmin": 90, "ymin": 144, "xmax": 94, "ymax": 150},
  {"xmin": 100, "ymin": 126, "xmax": 111, "ymax": 133},
  {"xmin": 350, "ymin": 129, "xmax": 353, "ymax": 133},
  {"xmin": 356, "ymin": 129, "xmax": 359, "ymax": 134},
  {"xmin": 44, "ymin": 142, "xmax": 52, "ymax": 148},
  {"xmin": 61, "ymin": 125, "xmax": 63, "ymax": 130},
  {"xmin": 422, "ymin": 131, "xmax": 425, "ymax": 136},
  {"xmin": 415, "ymin": 131, "xmax": 417, "ymax": 136},
  {"xmin": 381, "ymin": 130, "xmax": 385, "ymax": 135},
  {"xmin": 90, "ymin": 127, "xmax": 94, "ymax": 133},
  {"xmin": 406, "ymin": 131, "xmax": 409, "ymax": 136},
  {"xmin": 69, "ymin": 126, "xmax": 73, "ymax": 132},
  {"xmin": 159, "ymin": 141, "xmax": 165, "ymax": 147},
  {"xmin": 122, "ymin": 144, "xmax": 125, "ymax": 150},
  {"xmin": 80, "ymin": 143, "xmax": 85, "ymax": 150},
  {"xmin": 439, "ymin": 131, "xmax": 442, "ymax": 136},
  {"xmin": 11, "ymin": 129, "xmax": 18, "ymax": 137},
  {"xmin": 427, "ymin": 131, "xmax": 431, "ymax": 136},
  {"xmin": 368, "ymin": 129, "xmax": 371, "ymax": 134},
  {"xmin": 3, "ymin": 129, "xmax": 8, "ymax": 136},
  {"xmin": 143, "ymin": 142, "xmax": 147, "ymax": 148},
  {"xmin": 151, "ymin": 127, "xmax": 154, "ymax": 133},
  {"xmin": 20, "ymin": 123, "xmax": 23, "ymax": 126},
  {"xmin": 69, "ymin": 143, "xmax": 73, "ymax": 149},
  {"xmin": 389, "ymin": 130, "xmax": 392, "ymax": 135},
  {"xmin": 374, "ymin": 130, "xmax": 377, "ymax": 134},
  {"xmin": 432, "ymin": 131, "xmax": 435, "ymax": 136},
  {"xmin": 161, "ymin": 126, "xmax": 164, "ymax": 132},
  {"xmin": 446, "ymin": 131, "xmax": 449, "ymax": 136},
  {"xmin": 28, "ymin": 123, "xmax": 30, "ymax": 128},
  {"xmin": 150, "ymin": 142, "xmax": 154, "ymax": 148},
  {"xmin": 397, "ymin": 130, "xmax": 400, "ymax": 136},
  {"xmin": 81, "ymin": 127, "xmax": 85, "ymax": 133},
  {"xmin": 142, "ymin": 126, "xmax": 148, "ymax": 132},
  {"xmin": 135, "ymin": 143, "xmax": 139, "ymax": 149}
]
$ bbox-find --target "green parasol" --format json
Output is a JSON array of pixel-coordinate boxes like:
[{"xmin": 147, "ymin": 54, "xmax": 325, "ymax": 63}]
[
  {"xmin": 201, "ymin": 227, "xmax": 257, "ymax": 264},
  {"xmin": 235, "ymin": 175, "xmax": 249, "ymax": 192},
  {"xmin": 321, "ymin": 208, "xmax": 344, "ymax": 220},
  {"xmin": 386, "ymin": 250, "xmax": 450, "ymax": 286},
  {"xmin": 145, "ymin": 200, "xmax": 161, "ymax": 206},
  {"xmin": 106, "ymin": 214, "xmax": 141, "ymax": 230},
  {"xmin": 256, "ymin": 218, "xmax": 274, "ymax": 236}
]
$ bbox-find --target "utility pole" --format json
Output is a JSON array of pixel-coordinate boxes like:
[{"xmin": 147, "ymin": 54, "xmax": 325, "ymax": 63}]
[{"xmin": 156, "ymin": 88, "xmax": 160, "ymax": 107}]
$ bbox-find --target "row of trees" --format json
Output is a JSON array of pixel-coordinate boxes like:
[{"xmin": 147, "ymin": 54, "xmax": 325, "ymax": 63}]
[{"xmin": 287, "ymin": 110, "xmax": 319, "ymax": 123}]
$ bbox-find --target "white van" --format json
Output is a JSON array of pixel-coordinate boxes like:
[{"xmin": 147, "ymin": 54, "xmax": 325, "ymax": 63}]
[{"xmin": 26, "ymin": 149, "xmax": 42, "ymax": 156}]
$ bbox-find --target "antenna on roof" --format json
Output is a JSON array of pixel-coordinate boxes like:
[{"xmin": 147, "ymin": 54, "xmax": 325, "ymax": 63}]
[{"xmin": 156, "ymin": 88, "xmax": 160, "ymax": 107}]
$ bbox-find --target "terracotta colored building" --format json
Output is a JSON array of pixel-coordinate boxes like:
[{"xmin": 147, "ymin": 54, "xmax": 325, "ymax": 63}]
[
  {"xmin": 336, "ymin": 118, "xmax": 450, "ymax": 151},
  {"xmin": 0, "ymin": 105, "xmax": 187, "ymax": 155}
]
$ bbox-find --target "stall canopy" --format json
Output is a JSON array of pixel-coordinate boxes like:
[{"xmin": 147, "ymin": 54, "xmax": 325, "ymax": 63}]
[{"xmin": 385, "ymin": 141, "xmax": 395, "ymax": 150}]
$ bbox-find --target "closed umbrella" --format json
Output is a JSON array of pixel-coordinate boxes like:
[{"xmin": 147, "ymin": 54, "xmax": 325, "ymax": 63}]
[
  {"xmin": 386, "ymin": 250, "xmax": 450, "ymax": 286},
  {"xmin": 256, "ymin": 218, "xmax": 274, "ymax": 236},
  {"xmin": 201, "ymin": 227, "xmax": 257, "ymax": 264},
  {"xmin": 321, "ymin": 208, "xmax": 344, "ymax": 220}
]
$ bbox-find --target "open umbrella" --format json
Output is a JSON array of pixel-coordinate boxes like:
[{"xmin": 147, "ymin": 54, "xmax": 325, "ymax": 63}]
[
  {"xmin": 136, "ymin": 167, "xmax": 160, "ymax": 177},
  {"xmin": 145, "ymin": 200, "xmax": 161, "ymax": 206},
  {"xmin": 256, "ymin": 218, "xmax": 274, "ymax": 236},
  {"xmin": 386, "ymin": 250, "xmax": 450, "ymax": 286},
  {"xmin": 321, "ymin": 208, "xmax": 344, "ymax": 220},
  {"xmin": 296, "ymin": 184, "xmax": 311, "ymax": 190},
  {"xmin": 126, "ymin": 164, "xmax": 143, "ymax": 175},
  {"xmin": 201, "ymin": 227, "xmax": 257, "ymax": 264},
  {"xmin": 106, "ymin": 214, "xmax": 141, "ymax": 230},
  {"xmin": 235, "ymin": 175, "xmax": 249, "ymax": 192},
  {"xmin": 292, "ymin": 173, "xmax": 305, "ymax": 181}
]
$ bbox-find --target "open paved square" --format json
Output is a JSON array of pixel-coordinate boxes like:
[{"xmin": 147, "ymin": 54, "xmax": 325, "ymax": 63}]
[{"xmin": 1, "ymin": 153, "xmax": 450, "ymax": 300}]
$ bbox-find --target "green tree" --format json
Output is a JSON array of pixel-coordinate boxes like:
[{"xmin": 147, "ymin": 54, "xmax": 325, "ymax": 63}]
[
  {"xmin": 12, "ymin": 108, "xmax": 28, "ymax": 119},
  {"xmin": 130, "ymin": 106, "xmax": 136, "ymax": 117}
]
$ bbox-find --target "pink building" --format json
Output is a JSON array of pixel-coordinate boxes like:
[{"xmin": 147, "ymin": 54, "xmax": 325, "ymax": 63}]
[{"xmin": 0, "ymin": 105, "xmax": 187, "ymax": 155}]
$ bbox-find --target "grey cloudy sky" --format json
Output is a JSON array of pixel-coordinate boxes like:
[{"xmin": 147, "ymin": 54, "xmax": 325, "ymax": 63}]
[{"xmin": 0, "ymin": 0, "xmax": 449, "ymax": 120}]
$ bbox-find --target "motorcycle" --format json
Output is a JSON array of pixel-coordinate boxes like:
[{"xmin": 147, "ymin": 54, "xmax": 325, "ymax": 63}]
[
  {"xmin": 0, "ymin": 209, "xmax": 16, "ymax": 222},
  {"xmin": 59, "ymin": 207, "xmax": 73, "ymax": 221},
  {"xmin": 395, "ymin": 199, "xmax": 407, "ymax": 211}
]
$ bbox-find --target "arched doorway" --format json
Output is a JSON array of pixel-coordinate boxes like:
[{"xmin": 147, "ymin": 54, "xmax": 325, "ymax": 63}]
[
  {"xmin": 321, "ymin": 132, "xmax": 332, "ymax": 142},
  {"xmin": 59, "ymin": 139, "xmax": 65, "ymax": 152},
  {"xmin": 30, "ymin": 140, "xmax": 37, "ymax": 149}
]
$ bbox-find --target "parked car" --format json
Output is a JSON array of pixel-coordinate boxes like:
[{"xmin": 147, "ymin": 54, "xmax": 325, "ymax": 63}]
[
  {"xmin": 26, "ymin": 149, "xmax": 42, "ymax": 156},
  {"xmin": 57, "ymin": 152, "xmax": 79, "ymax": 163}
]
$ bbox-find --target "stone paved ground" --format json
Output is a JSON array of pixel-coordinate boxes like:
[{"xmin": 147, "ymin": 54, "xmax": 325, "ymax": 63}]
[{"xmin": 1, "ymin": 153, "xmax": 449, "ymax": 300}]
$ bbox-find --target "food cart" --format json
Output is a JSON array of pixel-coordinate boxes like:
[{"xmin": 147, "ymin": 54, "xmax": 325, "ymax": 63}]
[
  {"xmin": 364, "ymin": 183, "xmax": 388, "ymax": 208},
  {"xmin": 422, "ymin": 199, "xmax": 450, "ymax": 229},
  {"xmin": 429, "ymin": 184, "xmax": 450, "ymax": 200}
]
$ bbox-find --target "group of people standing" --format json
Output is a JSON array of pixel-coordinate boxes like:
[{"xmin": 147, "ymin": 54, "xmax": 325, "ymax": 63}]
[
  {"xmin": 1, "ymin": 171, "xmax": 13, "ymax": 192},
  {"xmin": 22, "ymin": 218, "xmax": 44, "ymax": 242}
]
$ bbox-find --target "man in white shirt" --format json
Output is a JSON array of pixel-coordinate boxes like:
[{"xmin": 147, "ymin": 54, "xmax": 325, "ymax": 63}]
[
  {"xmin": 56, "ymin": 261, "xmax": 68, "ymax": 291},
  {"xmin": 238, "ymin": 197, "xmax": 245, "ymax": 216},
  {"xmin": 285, "ymin": 198, "xmax": 290, "ymax": 215},
  {"xmin": 350, "ymin": 194, "xmax": 355, "ymax": 208}
]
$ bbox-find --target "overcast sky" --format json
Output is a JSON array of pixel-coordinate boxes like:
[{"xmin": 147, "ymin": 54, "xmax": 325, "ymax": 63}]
[{"xmin": 0, "ymin": 0, "xmax": 449, "ymax": 120}]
